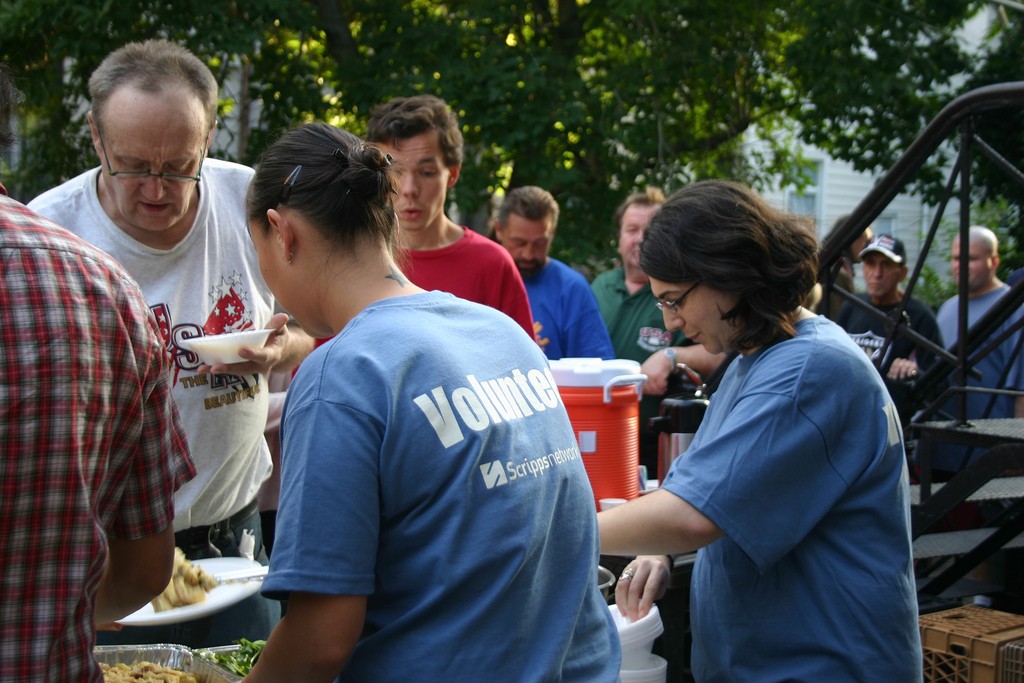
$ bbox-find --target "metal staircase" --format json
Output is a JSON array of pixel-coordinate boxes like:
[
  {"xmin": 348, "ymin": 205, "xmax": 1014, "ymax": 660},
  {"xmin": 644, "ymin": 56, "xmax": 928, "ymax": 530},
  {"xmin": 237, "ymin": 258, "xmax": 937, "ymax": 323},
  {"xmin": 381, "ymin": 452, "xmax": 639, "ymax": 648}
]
[{"xmin": 817, "ymin": 82, "xmax": 1024, "ymax": 609}]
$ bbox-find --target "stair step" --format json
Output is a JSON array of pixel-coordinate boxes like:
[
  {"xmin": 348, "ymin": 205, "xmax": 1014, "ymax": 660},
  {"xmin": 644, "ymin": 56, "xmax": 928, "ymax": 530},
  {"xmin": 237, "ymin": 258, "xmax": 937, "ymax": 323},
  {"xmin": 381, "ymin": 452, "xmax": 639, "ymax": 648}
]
[
  {"xmin": 910, "ymin": 476, "xmax": 1024, "ymax": 505},
  {"xmin": 913, "ymin": 527, "xmax": 1024, "ymax": 559}
]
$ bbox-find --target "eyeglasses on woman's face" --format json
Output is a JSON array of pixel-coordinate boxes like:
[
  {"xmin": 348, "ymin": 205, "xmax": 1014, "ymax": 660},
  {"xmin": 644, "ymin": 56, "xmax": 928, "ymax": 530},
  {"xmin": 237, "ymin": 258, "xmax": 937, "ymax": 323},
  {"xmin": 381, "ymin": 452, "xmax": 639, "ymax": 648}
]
[{"xmin": 655, "ymin": 281, "xmax": 701, "ymax": 313}]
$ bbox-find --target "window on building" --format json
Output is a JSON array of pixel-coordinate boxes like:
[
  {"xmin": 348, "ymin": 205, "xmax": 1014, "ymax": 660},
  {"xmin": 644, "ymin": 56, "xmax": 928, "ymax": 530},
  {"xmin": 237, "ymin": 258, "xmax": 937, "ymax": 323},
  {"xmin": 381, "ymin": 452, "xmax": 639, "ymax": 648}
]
[
  {"xmin": 874, "ymin": 215, "xmax": 897, "ymax": 235},
  {"xmin": 786, "ymin": 160, "xmax": 822, "ymax": 226}
]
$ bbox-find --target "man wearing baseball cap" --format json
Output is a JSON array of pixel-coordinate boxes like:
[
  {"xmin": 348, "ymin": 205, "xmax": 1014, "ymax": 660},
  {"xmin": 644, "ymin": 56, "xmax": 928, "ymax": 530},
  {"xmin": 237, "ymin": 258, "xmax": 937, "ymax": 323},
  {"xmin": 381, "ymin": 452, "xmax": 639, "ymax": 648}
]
[
  {"xmin": 861, "ymin": 233, "xmax": 905, "ymax": 263},
  {"xmin": 836, "ymin": 234, "xmax": 944, "ymax": 421}
]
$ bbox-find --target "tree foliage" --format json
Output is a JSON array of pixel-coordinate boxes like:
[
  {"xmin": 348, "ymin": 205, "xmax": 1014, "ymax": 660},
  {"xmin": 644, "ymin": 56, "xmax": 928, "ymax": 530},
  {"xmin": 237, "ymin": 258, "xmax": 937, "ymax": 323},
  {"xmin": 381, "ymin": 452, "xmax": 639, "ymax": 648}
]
[
  {"xmin": 787, "ymin": 0, "xmax": 977, "ymax": 195},
  {"xmin": 965, "ymin": 17, "xmax": 1024, "ymax": 271},
  {"xmin": 1, "ymin": 0, "xmax": 1020, "ymax": 270}
]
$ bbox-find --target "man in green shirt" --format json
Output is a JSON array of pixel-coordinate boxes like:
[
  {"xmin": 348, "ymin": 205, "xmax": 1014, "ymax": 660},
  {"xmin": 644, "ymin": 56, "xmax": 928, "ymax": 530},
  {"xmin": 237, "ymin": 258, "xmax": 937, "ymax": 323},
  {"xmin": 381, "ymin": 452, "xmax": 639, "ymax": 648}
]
[{"xmin": 592, "ymin": 188, "xmax": 725, "ymax": 475}]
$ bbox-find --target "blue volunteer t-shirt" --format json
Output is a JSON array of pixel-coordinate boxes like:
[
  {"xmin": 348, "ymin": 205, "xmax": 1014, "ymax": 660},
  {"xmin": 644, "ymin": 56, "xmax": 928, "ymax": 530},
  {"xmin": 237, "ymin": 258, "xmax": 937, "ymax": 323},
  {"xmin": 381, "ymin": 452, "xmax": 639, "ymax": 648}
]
[
  {"xmin": 265, "ymin": 291, "xmax": 619, "ymax": 682},
  {"xmin": 663, "ymin": 316, "xmax": 921, "ymax": 681}
]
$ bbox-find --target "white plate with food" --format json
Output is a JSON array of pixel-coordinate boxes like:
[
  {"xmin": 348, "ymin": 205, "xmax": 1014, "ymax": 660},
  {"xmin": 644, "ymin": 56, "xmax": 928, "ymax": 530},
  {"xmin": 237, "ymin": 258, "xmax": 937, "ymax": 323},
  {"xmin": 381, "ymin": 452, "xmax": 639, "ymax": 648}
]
[{"xmin": 118, "ymin": 557, "xmax": 266, "ymax": 627}]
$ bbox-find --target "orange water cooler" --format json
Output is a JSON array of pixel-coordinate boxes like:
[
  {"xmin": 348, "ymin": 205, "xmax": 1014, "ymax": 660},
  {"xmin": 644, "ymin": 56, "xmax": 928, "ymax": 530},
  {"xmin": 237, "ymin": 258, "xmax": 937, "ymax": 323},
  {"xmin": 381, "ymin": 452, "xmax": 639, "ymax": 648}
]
[{"xmin": 549, "ymin": 358, "xmax": 646, "ymax": 509}]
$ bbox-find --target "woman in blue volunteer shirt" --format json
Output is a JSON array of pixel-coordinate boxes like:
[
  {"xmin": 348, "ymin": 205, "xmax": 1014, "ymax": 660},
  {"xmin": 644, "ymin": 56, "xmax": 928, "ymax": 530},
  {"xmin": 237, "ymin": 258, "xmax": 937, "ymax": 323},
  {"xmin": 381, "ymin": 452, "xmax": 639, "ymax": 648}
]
[
  {"xmin": 599, "ymin": 180, "xmax": 921, "ymax": 682},
  {"xmin": 240, "ymin": 122, "xmax": 619, "ymax": 683}
]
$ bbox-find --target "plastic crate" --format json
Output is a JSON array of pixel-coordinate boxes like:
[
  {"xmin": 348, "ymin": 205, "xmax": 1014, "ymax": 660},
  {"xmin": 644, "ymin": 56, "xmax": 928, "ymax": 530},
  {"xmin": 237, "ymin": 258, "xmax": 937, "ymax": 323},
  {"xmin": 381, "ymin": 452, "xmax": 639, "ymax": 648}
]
[
  {"xmin": 920, "ymin": 606, "xmax": 1024, "ymax": 683},
  {"xmin": 1002, "ymin": 639, "xmax": 1024, "ymax": 682}
]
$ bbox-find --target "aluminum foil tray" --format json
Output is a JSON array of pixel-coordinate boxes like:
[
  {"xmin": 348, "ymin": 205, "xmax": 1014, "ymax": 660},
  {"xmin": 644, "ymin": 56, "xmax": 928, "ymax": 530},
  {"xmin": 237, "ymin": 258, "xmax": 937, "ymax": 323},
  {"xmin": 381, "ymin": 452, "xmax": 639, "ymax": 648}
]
[{"xmin": 94, "ymin": 644, "xmax": 241, "ymax": 683}]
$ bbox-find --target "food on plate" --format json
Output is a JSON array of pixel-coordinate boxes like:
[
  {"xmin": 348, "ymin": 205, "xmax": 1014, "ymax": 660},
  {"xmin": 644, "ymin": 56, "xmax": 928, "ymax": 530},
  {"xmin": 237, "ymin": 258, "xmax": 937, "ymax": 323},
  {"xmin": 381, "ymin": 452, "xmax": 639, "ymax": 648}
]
[
  {"xmin": 151, "ymin": 548, "xmax": 218, "ymax": 612},
  {"xmin": 100, "ymin": 661, "xmax": 199, "ymax": 682}
]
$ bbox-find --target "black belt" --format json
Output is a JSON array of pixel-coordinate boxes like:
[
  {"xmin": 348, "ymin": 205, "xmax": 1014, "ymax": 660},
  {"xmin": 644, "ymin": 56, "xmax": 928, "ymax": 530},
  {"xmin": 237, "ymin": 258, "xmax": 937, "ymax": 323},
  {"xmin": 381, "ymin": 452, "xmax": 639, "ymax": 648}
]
[{"xmin": 174, "ymin": 498, "xmax": 259, "ymax": 557}]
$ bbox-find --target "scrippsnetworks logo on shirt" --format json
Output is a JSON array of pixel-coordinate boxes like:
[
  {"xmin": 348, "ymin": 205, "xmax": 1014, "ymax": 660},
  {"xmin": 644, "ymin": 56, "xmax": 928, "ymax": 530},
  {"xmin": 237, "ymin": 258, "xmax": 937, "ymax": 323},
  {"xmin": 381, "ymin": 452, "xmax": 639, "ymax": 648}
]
[
  {"xmin": 479, "ymin": 446, "xmax": 581, "ymax": 490},
  {"xmin": 480, "ymin": 460, "xmax": 508, "ymax": 489}
]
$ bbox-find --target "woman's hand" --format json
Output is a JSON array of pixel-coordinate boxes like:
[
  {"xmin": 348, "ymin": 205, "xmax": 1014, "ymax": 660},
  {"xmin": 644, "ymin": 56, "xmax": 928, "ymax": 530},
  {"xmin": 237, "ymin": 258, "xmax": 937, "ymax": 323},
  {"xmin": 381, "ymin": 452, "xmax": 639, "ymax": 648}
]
[
  {"xmin": 198, "ymin": 313, "xmax": 293, "ymax": 376},
  {"xmin": 614, "ymin": 554, "xmax": 672, "ymax": 622}
]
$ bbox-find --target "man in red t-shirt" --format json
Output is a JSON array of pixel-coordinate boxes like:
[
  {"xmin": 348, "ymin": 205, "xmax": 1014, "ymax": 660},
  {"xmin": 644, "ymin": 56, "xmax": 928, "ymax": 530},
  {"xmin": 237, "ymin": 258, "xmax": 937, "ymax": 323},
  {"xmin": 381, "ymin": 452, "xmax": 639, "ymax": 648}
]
[{"xmin": 366, "ymin": 94, "xmax": 534, "ymax": 338}]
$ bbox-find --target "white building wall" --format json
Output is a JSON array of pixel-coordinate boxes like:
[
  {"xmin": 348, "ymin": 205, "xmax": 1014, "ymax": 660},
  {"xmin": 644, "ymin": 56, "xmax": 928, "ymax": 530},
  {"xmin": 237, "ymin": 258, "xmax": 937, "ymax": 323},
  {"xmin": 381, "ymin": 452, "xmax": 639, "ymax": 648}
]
[{"xmin": 761, "ymin": 144, "xmax": 954, "ymax": 281}]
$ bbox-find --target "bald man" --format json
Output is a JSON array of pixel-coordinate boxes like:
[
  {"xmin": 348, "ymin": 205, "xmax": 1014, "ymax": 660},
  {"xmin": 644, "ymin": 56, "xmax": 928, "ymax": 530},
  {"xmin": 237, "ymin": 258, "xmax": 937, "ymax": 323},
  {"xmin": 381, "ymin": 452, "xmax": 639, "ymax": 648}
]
[{"xmin": 933, "ymin": 226, "xmax": 1024, "ymax": 473}]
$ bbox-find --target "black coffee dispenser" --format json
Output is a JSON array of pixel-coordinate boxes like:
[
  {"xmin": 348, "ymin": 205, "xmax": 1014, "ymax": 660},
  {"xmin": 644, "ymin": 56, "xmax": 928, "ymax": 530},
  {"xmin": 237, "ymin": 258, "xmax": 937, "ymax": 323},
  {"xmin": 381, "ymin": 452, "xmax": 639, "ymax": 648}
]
[{"xmin": 649, "ymin": 389, "xmax": 709, "ymax": 482}]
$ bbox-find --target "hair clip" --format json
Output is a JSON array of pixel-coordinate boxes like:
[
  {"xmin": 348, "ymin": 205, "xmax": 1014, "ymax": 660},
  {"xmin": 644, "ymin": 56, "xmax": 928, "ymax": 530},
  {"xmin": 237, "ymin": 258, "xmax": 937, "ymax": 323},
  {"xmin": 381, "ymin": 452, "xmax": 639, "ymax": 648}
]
[
  {"xmin": 384, "ymin": 153, "xmax": 393, "ymax": 166},
  {"xmin": 332, "ymin": 148, "xmax": 348, "ymax": 161},
  {"xmin": 278, "ymin": 164, "xmax": 303, "ymax": 205}
]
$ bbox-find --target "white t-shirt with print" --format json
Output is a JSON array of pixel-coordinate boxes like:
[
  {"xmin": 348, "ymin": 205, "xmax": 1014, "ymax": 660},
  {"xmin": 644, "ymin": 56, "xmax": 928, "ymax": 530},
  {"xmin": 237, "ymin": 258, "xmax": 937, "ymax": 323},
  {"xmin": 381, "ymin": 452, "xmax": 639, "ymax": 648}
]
[{"xmin": 29, "ymin": 159, "xmax": 273, "ymax": 530}]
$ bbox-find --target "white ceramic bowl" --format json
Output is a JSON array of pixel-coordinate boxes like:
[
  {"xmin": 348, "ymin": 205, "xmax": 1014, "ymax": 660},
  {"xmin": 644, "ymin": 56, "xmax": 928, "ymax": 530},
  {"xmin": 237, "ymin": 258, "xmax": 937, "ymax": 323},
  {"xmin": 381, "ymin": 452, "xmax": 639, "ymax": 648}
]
[{"xmin": 179, "ymin": 328, "xmax": 272, "ymax": 365}]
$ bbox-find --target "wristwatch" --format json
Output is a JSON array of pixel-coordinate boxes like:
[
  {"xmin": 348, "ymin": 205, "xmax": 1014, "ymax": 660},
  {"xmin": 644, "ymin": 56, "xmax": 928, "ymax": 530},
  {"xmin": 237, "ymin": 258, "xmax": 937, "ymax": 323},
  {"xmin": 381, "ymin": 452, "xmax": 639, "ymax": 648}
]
[{"xmin": 664, "ymin": 347, "xmax": 678, "ymax": 373}]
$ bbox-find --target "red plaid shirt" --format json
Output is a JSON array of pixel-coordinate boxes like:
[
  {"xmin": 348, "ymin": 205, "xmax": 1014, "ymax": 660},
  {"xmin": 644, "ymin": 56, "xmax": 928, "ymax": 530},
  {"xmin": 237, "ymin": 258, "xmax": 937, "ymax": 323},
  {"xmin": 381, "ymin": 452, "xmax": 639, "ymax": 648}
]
[{"xmin": 0, "ymin": 193, "xmax": 194, "ymax": 681}]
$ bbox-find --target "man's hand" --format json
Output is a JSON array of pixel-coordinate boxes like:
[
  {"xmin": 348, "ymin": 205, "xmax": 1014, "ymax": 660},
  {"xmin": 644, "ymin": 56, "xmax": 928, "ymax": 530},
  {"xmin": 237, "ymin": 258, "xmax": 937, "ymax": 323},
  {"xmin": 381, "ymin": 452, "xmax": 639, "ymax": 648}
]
[
  {"xmin": 640, "ymin": 350, "xmax": 676, "ymax": 396},
  {"xmin": 641, "ymin": 345, "xmax": 724, "ymax": 396},
  {"xmin": 887, "ymin": 357, "xmax": 920, "ymax": 382}
]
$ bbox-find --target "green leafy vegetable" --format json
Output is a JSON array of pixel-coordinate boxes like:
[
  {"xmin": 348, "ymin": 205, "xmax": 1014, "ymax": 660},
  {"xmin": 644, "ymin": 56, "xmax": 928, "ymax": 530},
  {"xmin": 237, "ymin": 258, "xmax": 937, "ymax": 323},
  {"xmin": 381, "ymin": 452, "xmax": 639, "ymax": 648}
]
[{"xmin": 203, "ymin": 638, "xmax": 266, "ymax": 676}]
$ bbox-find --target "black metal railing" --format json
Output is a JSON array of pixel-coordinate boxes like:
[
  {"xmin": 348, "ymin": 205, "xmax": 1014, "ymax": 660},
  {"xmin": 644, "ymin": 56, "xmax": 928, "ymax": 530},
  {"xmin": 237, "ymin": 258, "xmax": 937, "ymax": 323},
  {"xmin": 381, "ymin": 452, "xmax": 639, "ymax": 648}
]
[
  {"xmin": 819, "ymin": 82, "xmax": 1024, "ymax": 602},
  {"xmin": 818, "ymin": 81, "xmax": 1024, "ymax": 425}
]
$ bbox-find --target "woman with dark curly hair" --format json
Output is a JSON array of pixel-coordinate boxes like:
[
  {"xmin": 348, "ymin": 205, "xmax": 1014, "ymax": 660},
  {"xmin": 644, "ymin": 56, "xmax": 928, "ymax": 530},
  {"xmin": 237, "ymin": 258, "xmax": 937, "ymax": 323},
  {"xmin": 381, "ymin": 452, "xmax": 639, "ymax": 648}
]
[
  {"xmin": 241, "ymin": 123, "xmax": 619, "ymax": 682},
  {"xmin": 599, "ymin": 180, "xmax": 921, "ymax": 681}
]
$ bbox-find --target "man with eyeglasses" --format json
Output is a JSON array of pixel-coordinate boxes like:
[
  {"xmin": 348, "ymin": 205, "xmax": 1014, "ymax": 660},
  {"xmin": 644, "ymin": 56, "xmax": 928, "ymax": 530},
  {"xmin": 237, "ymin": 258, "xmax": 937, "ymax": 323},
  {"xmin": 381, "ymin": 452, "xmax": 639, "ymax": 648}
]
[
  {"xmin": 29, "ymin": 39, "xmax": 313, "ymax": 648},
  {"xmin": 591, "ymin": 188, "xmax": 725, "ymax": 476}
]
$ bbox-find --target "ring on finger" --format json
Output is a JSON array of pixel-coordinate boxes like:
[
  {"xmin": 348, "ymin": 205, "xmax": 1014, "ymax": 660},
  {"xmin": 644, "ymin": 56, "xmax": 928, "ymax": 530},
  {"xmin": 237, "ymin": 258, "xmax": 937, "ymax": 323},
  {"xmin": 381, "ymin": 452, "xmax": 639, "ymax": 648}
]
[{"xmin": 620, "ymin": 567, "xmax": 635, "ymax": 581}]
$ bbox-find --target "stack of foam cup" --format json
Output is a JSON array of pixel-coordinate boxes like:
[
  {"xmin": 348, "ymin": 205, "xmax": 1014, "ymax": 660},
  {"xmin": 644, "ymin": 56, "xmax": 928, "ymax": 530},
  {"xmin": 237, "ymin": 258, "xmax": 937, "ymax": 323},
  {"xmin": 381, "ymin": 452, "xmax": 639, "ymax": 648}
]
[{"xmin": 607, "ymin": 604, "xmax": 667, "ymax": 682}]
